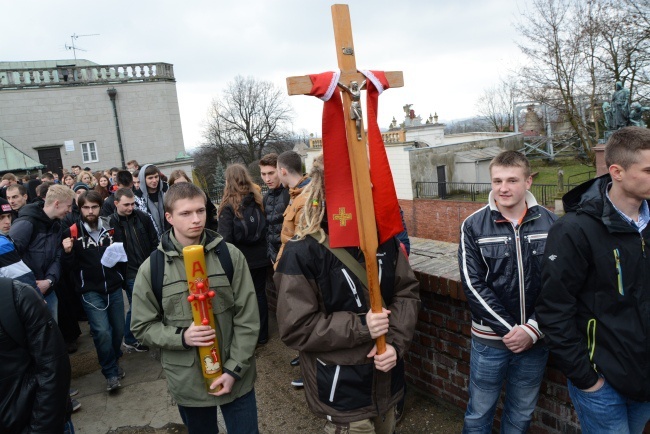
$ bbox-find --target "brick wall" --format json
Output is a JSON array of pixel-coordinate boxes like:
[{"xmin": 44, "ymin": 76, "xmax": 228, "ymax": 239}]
[{"xmin": 399, "ymin": 199, "xmax": 484, "ymax": 244}]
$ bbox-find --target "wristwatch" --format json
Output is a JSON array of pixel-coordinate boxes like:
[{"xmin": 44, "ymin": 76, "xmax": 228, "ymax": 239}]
[{"xmin": 47, "ymin": 279, "xmax": 53, "ymax": 288}]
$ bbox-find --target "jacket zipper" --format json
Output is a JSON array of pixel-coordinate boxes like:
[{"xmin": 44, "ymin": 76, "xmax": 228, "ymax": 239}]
[
  {"xmin": 341, "ymin": 269, "xmax": 362, "ymax": 308},
  {"xmin": 477, "ymin": 236, "xmax": 509, "ymax": 245},
  {"xmin": 329, "ymin": 365, "xmax": 341, "ymax": 402},
  {"xmin": 524, "ymin": 233, "xmax": 548, "ymax": 242},
  {"xmin": 614, "ymin": 249, "xmax": 624, "ymax": 295},
  {"xmin": 514, "ymin": 214, "xmax": 540, "ymax": 325},
  {"xmin": 587, "ymin": 318, "xmax": 598, "ymax": 371}
]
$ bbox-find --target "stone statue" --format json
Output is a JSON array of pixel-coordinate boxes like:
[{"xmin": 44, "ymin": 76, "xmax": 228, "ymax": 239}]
[
  {"xmin": 629, "ymin": 102, "xmax": 650, "ymax": 128},
  {"xmin": 602, "ymin": 102, "xmax": 613, "ymax": 131},
  {"xmin": 403, "ymin": 103, "xmax": 412, "ymax": 117},
  {"xmin": 338, "ymin": 80, "xmax": 365, "ymax": 141},
  {"xmin": 610, "ymin": 81, "xmax": 630, "ymax": 130}
]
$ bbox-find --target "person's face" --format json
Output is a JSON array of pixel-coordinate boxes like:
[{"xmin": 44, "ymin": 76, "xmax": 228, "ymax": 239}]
[
  {"xmin": 81, "ymin": 173, "xmax": 91, "ymax": 184},
  {"xmin": 165, "ymin": 197, "xmax": 206, "ymax": 244},
  {"xmin": 100, "ymin": 177, "xmax": 109, "ymax": 188},
  {"xmin": 7, "ymin": 189, "xmax": 27, "ymax": 210},
  {"xmin": 7, "ymin": 179, "xmax": 16, "ymax": 186},
  {"xmin": 75, "ymin": 189, "xmax": 87, "ymax": 201},
  {"xmin": 73, "ymin": 167, "xmax": 80, "ymax": 175},
  {"xmin": 127, "ymin": 163, "xmax": 138, "ymax": 174},
  {"xmin": 80, "ymin": 201, "xmax": 101, "ymax": 225},
  {"xmin": 490, "ymin": 165, "xmax": 532, "ymax": 211},
  {"xmin": 53, "ymin": 174, "xmax": 59, "ymax": 181},
  {"xmin": 116, "ymin": 196, "xmax": 136, "ymax": 216},
  {"xmin": 611, "ymin": 149, "xmax": 650, "ymax": 202},
  {"xmin": 260, "ymin": 165, "xmax": 280, "ymax": 189},
  {"xmin": 0, "ymin": 214, "xmax": 11, "ymax": 234},
  {"xmin": 53, "ymin": 199, "xmax": 73, "ymax": 219},
  {"xmin": 145, "ymin": 173, "xmax": 159, "ymax": 191},
  {"xmin": 132, "ymin": 176, "xmax": 140, "ymax": 190},
  {"xmin": 64, "ymin": 176, "xmax": 75, "ymax": 187}
]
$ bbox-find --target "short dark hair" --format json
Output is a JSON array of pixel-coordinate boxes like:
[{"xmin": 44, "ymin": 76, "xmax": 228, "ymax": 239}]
[
  {"xmin": 110, "ymin": 167, "xmax": 120, "ymax": 174},
  {"xmin": 259, "ymin": 153, "xmax": 278, "ymax": 168},
  {"xmin": 277, "ymin": 151, "xmax": 302, "ymax": 175},
  {"xmin": 164, "ymin": 182, "xmax": 206, "ymax": 213},
  {"xmin": 144, "ymin": 165, "xmax": 159, "ymax": 177},
  {"xmin": 7, "ymin": 184, "xmax": 27, "ymax": 196},
  {"xmin": 78, "ymin": 190, "xmax": 103, "ymax": 207},
  {"xmin": 116, "ymin": 170, "xmax": 133, "ymax": 187},
  {"xmin": 41, "ymin": 173, "xmax": 55, "ymax": 181},
  {"xmin": 36, "ymin": 181, "xmax": 53, "ymax": 198},
  {"xmin": 489, "ymin": 150, "xmax": 531, "ymax": 178},
  {"xmin": 114, "ymin": 187, "xmax": 135, "ymax": 203},
  {"xmin": 126, "ymin": 160, "xmax": 139, "ymax": 168},
  {"xmin": 605, "ymin": 126, "xmax": 650, "ymax": 169},
  {"xmin": 132, "ymin": 170, "xmax": 140, "ymax": 178}
]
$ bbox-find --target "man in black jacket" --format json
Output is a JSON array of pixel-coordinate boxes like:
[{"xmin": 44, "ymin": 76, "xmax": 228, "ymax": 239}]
[
  {"xmin": 0, "ymin": 278, "xmax": 71, "ymax": 433},
  {"xmin": 62, "ymin": 190, "xmax": 127, "ymax": 392},
  {"xmin": 458, "ymin": 151, "xmax": 557, "ymax": 433},
  {"xmin": 259, "ymin": 153, "xmax": 290, "ymax": 264},
  {"xmin": 109, "ymin": 188, "xmax": 158, "ymax": 353},
  {"xmin": 537, "ymin": 127, "xmax": 650, "ymax": 433}
]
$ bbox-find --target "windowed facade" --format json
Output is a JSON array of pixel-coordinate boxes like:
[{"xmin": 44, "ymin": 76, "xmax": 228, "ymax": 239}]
[{"xmin": 81, "ymin": 141, "xmax": 99, "ymax": 163}]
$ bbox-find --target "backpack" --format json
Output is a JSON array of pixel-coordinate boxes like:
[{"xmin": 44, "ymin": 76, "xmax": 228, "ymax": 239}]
[
  {"xmin": 232, "ymin": 201, "xmax": 266, "ymax": 245},
  {"xmin": 150, "ymin": 240, "xmax": 234, "ymax": 311}
]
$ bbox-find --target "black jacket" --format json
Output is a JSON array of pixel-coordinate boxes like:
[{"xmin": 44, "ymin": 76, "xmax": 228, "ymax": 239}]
[
  {"xmin": 218, "ymin": 195, "xmax": 269, "ymax": 270},
  {"xmin": 458, "ymin": 191, "xmax": 557, "ymax": 341},
  {"xmin": 9, "ymin": 203, "xmax": 63, "ymax": 291},
  {"xmin": 537, "ymin": 175, "xmax": 650, "ymax": 401},
  {"xmin": 109, "ymin": 210, "xmax": 159, "ymax": 279},
  {"xmin": 0, "ymin": 281, "xmax": 71, "ymax": 433},
  {"xmin": 263, "ymin": 185, "xmax": 290, "ymax": 263},
  {"xmin": 62, "ymin": 217, "xmax": 125, "ymax": 295}
]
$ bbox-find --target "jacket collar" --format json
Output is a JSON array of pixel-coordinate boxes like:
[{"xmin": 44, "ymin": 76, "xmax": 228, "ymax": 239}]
[{"xmin": 160, "ymin": 228, "xmax": 223, "ymax": 257}]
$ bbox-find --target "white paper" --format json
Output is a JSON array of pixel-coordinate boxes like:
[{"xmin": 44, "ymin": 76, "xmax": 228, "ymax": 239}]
[
  {"xmin": 101, "ymin": 242, "xmax": 128, "ymax": 268},
  {"xmin": 64, "ymin": 140, "xmax": 75, "ymax": 151}
]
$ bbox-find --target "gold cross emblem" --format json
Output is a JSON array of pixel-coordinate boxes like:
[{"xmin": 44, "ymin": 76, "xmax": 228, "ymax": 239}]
[{"xmin": 333, "ymin": 207, "xmax": 353, "ymax": 226}]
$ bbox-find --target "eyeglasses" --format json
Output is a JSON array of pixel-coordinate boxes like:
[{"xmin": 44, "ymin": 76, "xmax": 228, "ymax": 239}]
[{"xmin": 81, "ymin": 205, "xmax": 100, "ymax": 211}]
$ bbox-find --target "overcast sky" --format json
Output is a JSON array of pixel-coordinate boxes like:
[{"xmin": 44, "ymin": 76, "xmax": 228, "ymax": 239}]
[{"xmin": 2, "ymin": 0, "xmax": 526, "ymax": 150}]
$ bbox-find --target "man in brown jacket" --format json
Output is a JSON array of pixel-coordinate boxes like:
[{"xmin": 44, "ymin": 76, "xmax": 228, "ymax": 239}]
[{"xmin": 274, "ymin": 156, "xmax": 420, "ymax": 433}]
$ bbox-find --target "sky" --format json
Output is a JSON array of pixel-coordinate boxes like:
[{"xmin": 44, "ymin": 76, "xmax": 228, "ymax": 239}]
[{"xmin": 1, "ymin": 0, "xmax": 526, "ymax": 151}]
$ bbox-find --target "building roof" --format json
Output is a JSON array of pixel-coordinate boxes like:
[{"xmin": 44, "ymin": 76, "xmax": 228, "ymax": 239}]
[
  {"xmin": 0, "ymin": 137, "xmax": 45, "ymax": 173},
  {"xmin": 0, "ymin": 59, "xmax": 98, "ymax": 69},
  {"xmin": 454, "ymin": 146, "xmax": 503, "ymax": 163}
]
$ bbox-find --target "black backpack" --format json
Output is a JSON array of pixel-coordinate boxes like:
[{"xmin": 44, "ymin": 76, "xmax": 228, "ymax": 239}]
[{"xmin": 232, "ymin": 201, "xmax": 266, "ymax": 245}]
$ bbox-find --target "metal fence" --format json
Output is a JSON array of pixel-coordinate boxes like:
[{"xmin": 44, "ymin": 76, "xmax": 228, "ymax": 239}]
[{"xmin": 414, "ymin": 182, "xmax": 580, "ymax": 207}]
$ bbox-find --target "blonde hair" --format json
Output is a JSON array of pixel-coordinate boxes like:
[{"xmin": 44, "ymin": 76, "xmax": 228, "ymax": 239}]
[
  {"xmin": 218, "ymin": 164, "xmax": 263, "ymax": 219},
  {"xmin": 295, "ymin": 154, "xmax": 325, "ymax": 241},
  {"xmin": 45, "ymin": 184, "xmax": 75, "ymax": 205},
  {"xmin": 77, "ymin": 170, "xmax": 96, "ymax": 187}
]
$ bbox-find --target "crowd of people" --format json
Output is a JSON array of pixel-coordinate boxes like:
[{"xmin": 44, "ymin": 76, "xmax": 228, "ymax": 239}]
[{"xmin": 1, "ymin": 127, "xmax": 650, "ymax": 434}]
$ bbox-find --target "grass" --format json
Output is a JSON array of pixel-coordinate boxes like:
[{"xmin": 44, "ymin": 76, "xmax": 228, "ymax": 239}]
[{"xmin": 530, "ymin": 157, "xmax": 595, "ymax": 186}]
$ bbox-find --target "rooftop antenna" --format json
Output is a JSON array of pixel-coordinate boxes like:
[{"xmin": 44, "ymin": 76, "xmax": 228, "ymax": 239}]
[{"xmin": 64, "ymin": 33, "xmax": 99, "ymax": 60}]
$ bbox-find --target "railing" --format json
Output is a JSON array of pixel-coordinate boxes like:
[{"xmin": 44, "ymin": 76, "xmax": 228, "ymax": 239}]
[
  {"xmin": 414, "ymin": 181, "xmax": 580, "ymax": 207},
  {"xmin": 308, "ymin": 130, "xmax": 406, "ymax": 149},
  {"xmin": 567, "ymin": 170, "xmax": 595, "ymax": 185},
  {"xmin": 0, "ymin": 63, "xmax": 175, "ymax": 89}
]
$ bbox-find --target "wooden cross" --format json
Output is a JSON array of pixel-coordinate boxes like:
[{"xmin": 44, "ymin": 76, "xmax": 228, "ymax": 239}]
[{"xmin": 286, "ymin": 4, "xmax": 404, "ymax": 354}]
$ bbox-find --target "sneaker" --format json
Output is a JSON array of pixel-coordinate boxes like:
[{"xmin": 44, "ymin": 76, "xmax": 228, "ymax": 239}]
[
  {"xmin": 66, "ymin": 341, "xmax": 78, "ymax": 354},
  {"xmin": 123, "ymin": 341, "xmax": 149, "ymax": 352},
  {"xmin": 106, "ymin": 377, "xmax": 121, "ymax": 392},
  {"xmin": 291, "ymin": 378, "xmax": 304, "ymax": 388},
  {"xmin": 69, "ymin": 388, "xmax": 79, "ymax": 397},
  {"xmin": 71, "ymin": 398, "xmax": 81, "ymax": 412},
  {"xmin": 290, "ymin": 356, "xmax": 300, "ymax": 367},
  {"xmin": 117, "ymin": 366, "xmax": 126, "ymax": 379}
]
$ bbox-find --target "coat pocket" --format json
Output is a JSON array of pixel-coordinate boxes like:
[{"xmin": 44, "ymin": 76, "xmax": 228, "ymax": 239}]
[{"xmin": 316, "ymin": 359, "xmax": 373, "ymax": 411}]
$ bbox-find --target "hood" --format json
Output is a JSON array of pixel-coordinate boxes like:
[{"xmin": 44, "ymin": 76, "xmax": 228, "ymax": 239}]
[
  {"xmin": 18, "ymin": 202, "xmax": 52, "ymax": 225},
  {"xmin": 289, "ymin": 176, "xmax": 311, "ymax": 199},
  {"xmin": 138, "ymin": 164, "xmax": 161, "ymax": 196}
]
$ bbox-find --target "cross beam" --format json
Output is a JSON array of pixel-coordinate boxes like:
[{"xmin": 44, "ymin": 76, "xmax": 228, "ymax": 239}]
[{"xmin": 286, "ymin": 4, "xmax": 404, "ymax": 354}]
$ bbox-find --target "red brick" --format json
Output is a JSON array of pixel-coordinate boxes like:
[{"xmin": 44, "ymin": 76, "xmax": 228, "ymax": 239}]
[{"xmin": 436, "ymin": 366, "xmax": 450, "ymax": 380}]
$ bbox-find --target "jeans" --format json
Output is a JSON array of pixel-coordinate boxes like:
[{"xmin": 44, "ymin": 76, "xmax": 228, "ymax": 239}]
[
  {"xmin": 44, "ymin": 290, "xmax": 58, "ymax": 323},
  {"xmin": 177, "ymin": 389, "xmax": 259, "ymax": 434},
  {"xmin": 250, "ymin": 267, "xmax": 268, "ymax": 343},
  {"xmin": 123, "ymin": 279, "xmax": 138, "ymax": 346},
  {"xmin": 568, "ymin": 377, "xmax": 650, "ymax": 434},
  {"xmin": 463, "ymin": 339, "xmax": 548, "ymax": 434},
  {"xmin": 81, "ymin": 290, "xmax": 125, "ymax": 379}
]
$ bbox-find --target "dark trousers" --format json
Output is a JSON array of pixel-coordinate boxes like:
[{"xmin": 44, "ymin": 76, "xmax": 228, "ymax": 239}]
[
  {"xmin": 250, "ymin": 267, "xmax": 268, "ymax": 343},
  {"xmin": 177, "ymin": 389, "xmax": 259, "ymax": 434}
]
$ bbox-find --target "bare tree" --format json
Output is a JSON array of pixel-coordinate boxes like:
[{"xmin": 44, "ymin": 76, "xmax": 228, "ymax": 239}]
[
  {"xmin": 476, "ymin": 78, "xmax": 518, "ymax": 132},
  {"xmin": 202, "ymin": 75, "xmax": 294, "ymax": 166}
]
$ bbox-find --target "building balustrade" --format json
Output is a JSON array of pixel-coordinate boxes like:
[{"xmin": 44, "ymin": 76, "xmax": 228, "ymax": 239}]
[
  {"xmin": 0, "ymin": 63, "xmax": 175, "ymax": 89},
  {"xmin": 308, "ymin": 129, "xmax": 405, "ymax": 148}
]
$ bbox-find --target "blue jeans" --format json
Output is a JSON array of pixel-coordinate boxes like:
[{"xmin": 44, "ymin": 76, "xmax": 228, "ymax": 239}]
[
  {"xmin": 568, "ymin": 377, "xmax": 650, "ymax": 433},
  {"xmin": 123, "ymin": 279, "xmax": 138, "ymax": 346},
  {"xmin": 463, "ymin": 339, "xmax": 548, "ymax": 434},
  {"xmin": 44, "ymin": 290, "xmax": 58, "ymax": 323},
  {"xmin": 81, "ymin": 290, "xmax": 125, "ymax": 379},
  {"xmin": 177, "ymin": 389, "xmax": 259, "ymax": 434}
]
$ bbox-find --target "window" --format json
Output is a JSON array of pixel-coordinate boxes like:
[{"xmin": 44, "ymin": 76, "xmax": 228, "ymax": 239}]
[{"xmin": 81, "ymin": 141, "xmax": 99, "ymax": 163}]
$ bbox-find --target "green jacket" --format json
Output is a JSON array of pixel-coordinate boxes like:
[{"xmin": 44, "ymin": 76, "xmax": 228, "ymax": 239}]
[{"xmin": 131, "ymin": 229, "xmax": 259, "ymax": 407}]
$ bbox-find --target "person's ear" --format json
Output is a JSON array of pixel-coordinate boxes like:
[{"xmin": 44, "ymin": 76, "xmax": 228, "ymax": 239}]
[{"xmin": 608, "ymin": 164, "xmax": 624, "ymax": 182}]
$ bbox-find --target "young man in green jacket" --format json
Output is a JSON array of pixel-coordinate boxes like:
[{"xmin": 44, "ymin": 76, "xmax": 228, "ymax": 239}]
[{"xmin": 131, "ymin": 182, "xmax": 260, "ymax": 434}]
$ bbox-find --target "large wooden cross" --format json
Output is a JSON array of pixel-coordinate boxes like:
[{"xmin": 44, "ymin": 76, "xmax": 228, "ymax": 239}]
[{"xmin": 286, "ymin": 4, "xmax": 403, "ymax": 354}]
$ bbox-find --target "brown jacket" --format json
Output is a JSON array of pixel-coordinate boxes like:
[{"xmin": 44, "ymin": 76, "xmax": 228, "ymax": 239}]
[
  {"xmin": 274, "ymin": 235, "xmax": 420, "ymax": 423},
  {"xmin": 274, "ymin": 175, "xmax": 310, "ymax": 268}
]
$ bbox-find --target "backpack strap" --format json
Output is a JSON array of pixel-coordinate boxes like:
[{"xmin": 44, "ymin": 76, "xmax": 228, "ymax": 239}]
[
  {"xmin": 0, "ymin": 278, "xmax": 27, "ymax": 346},
  {"xmin": 149, "ymin": 240, "xmax": 233, "ymax": 312}
]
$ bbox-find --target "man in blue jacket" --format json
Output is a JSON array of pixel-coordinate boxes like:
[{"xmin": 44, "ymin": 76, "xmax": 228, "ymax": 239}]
[{"xmin": 458, "ymin": 151, "xmax": 556, "ymax": 433}]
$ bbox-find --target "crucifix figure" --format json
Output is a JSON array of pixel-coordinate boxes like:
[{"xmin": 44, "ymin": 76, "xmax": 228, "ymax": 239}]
[
  {"xmin": 338, "ymin": 80, "xmax": 366, "ymax": 141},
  {"xmin": 286, "ymin": 4, "xmax": 404, "ymax": 355}
]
